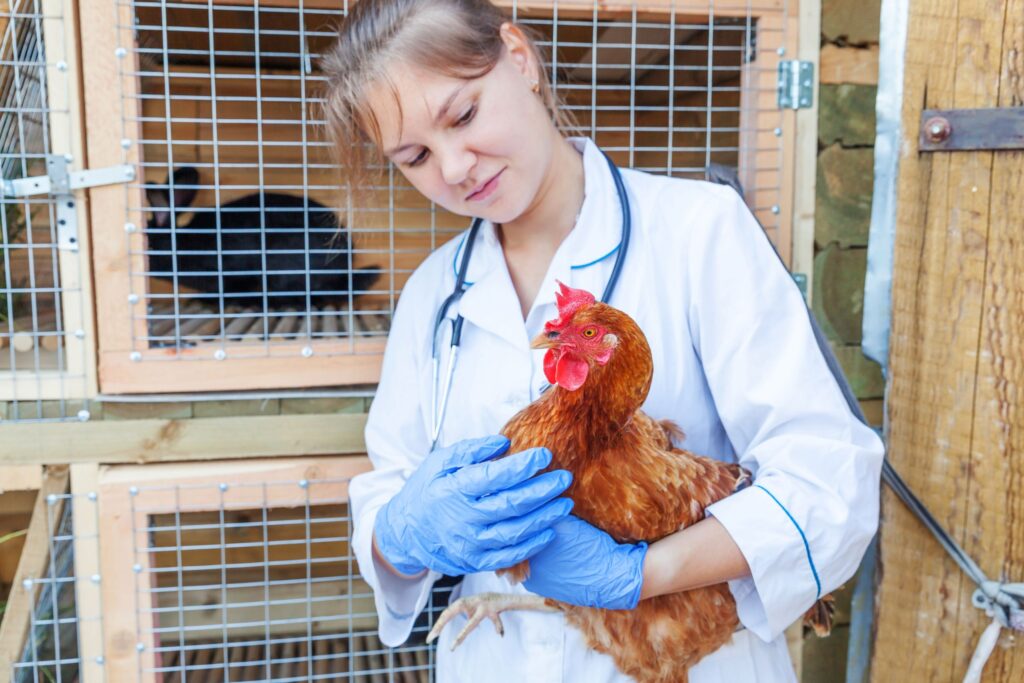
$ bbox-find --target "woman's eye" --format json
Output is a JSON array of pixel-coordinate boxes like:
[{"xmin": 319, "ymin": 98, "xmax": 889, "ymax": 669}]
[
  {"xmin": 406, "ymin": 149, "xmax": 429, "ymax": 168},
  {"xmin": 455, "ymin": 104, "xmax": 476, "ymax": 127}
]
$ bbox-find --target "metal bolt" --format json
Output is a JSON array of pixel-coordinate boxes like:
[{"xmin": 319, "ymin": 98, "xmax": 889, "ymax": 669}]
[
  {"xmin": 219, "ymin": 483, "xmax": 228, "ymax": 492},
  {"xmin": 133, "ymin": 563, "xmax": 142, "ymax": 573},
  {"xmin": 129, "ymin": 486, "xmax": 139, "ymax": 496},
  {"xmin": 56, "ymin": 61, "xmax": 67, "ymax": 72},
  {"xmin": 774, "ymin": 127, "xmax": 782, "ymax": 137},
  {"xmin": 130, "ymin": 351, "xmax": 142, "ymax": 362},
  {"xmin": 88, "ymin": 491, "xmax": 97, "ymax": 501},
  {"xmin": 136, "ymin": 643, "xmax": 145, "ymax": 653},
  {"xmin": 120, "ymin": 138, "xmax": 131, "ymax": 149},
  {"xmin": 777, "ymin": 47, "xmax": 786, "ymax": 56},
  {"xmin": 115, "ymin": 47, "xmax": 127, "ymax": 58},
  {"xmin": 75, "ymin": 328, "xmax": 85, "ymax": 339},
  {"xmin": 125, "ymin": 222, "xmax": 137, "ymax": 233},
  {"xmin": 77, "ymin": 409, "xmax": 91, "ymax": 422},
  {"xmin": 91, "ymin": 573, "xmax": 101, "ymax": 584},
  {"xmin": 301, "ymin": 346, "xmax": 313, "ymax": 358},
  {"xmin": 213, "ymin": 349, "xmax": 226, "ymax": 361},
  {"xmin": 771, "ymin": 205, "xmax": 781, "ymax": 215},
  {"xmin": 22, "ymin": 578, "xmax": 33, "ymax": 590},
  {"xmin": 47, "ymin": 494, "xmax": 57, "ymax": 506},
  {"xmin": 128, "ymin": 293, "xmax": 139, "ymax": 304},
  {"xmin": 64, "ymin": 153, "xmax": 73, "ymax": 163},
  {"xmin": 95, "ymin": 656, "xmax": 105, "ymax": 665},
  {"xmin": 924, "ymin": 116, "xmax": 952, "ymax": 143},
  {"xmin": 298, "ymin": 479, "xmax": 309, "ymax": 489}
]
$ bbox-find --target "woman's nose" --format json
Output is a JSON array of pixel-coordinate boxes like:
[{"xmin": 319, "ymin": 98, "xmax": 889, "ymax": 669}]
[{"xmin": 437, "ymin": 146, "xmax": 475, "ymax": 187}]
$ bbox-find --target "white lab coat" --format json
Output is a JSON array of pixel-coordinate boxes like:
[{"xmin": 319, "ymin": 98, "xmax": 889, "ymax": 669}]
[{"xmin": 349, "ymin": 137, "xmax": 884, "ymax": 682}]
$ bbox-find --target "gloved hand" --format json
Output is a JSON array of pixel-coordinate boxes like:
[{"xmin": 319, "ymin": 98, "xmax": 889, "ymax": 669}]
[
  {"xmin": 374, "ymin": 435, "xmax": 574, "ymax": 577},
  {"xmin": 522, "ymin": 514, "xmax": 647, "ymax": 610}
]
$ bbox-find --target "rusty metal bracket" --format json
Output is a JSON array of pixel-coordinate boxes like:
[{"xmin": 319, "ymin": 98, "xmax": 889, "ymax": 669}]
[{"xmin": 920, "ymin": 107, "xmax": 1024, "ymax": 151}]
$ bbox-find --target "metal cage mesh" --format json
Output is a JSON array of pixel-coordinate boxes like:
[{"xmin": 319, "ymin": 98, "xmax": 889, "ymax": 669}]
[
  {"xmin": 116, "ymin": 0, "xmax": 779, "ymax": 361},
  {"xmin": 0, "ymin": 0, "xmax": 93, "ymax": 422}
]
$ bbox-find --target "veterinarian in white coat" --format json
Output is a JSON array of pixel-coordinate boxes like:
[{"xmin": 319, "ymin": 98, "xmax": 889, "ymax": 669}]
[{"xmin": 321, "ymin": 2, "xmax": 884, "ymax": 680}]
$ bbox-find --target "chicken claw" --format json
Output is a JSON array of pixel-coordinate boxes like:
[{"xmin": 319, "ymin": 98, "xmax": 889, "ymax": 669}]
[{"xmin": 426, "ymin": 593, "xmax": 558, "ymax": 650}]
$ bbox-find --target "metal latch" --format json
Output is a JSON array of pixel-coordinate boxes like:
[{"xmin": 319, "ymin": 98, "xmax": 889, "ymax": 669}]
[
  {"xmin": 2, "ymin": 157, "xmax": 135, "ymax": 252},
  {"xmin": 920, "ymin": 107, "xmax": 1024, "ymax": 151},
  {"xmin": 777, "ymin": 60, "xmax": 814, "ymax": 110}
]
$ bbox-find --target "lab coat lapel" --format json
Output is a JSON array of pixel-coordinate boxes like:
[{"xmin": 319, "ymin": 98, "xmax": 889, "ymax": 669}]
[{"xmin": 455, "ymin": 222, "xmax": 532, "ymax": 350}]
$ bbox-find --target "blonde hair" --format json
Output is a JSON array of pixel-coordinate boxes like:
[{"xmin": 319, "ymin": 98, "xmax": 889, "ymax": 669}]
[{"xmin": 320, "ymin": 0, "xmax": 574, "ymax": 201}]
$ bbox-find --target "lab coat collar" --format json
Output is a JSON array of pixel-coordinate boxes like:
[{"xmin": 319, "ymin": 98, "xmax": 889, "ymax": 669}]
[{"xmin": 451, "ymin": 137, "xmax": 626, "ymax": 349}]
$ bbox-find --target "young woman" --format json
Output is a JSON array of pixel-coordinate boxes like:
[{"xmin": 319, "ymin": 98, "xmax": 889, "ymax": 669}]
[{"xmin": 322, "ymin": 1, "xmax": 884, "ymax": 680}]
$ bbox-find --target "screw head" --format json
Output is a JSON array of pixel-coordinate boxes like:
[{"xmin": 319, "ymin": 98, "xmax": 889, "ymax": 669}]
[
  {"xmin": 129, "ymin": 351, "xmax": 142, "ymax": 362},
  {"xmin": 219, "ymin": 483, "xmax": 228, "ymax": 492},
  {"xmin": 120, "ymin": 138, "xmax": 131, "ymax": 149},
  {"xmin": 777, "ymin": 47, "xmax": 786, "ymax": 56},
  {"xmin": 124, "ymin": 222, "xmax": 137, "ymax": 233},
  {"xmin": 90, "ymin": 573, "xmax": 101, "ymax": 584},
  {"xmin": 136, "ymin": 643, "xmax": 145, "ymax": 652},
  {"xmin": 213, "ymin": 349, "xmax": 226, "ymax": 361},
  {"xmin": 95, "ymin": 656, "xmax": 105, "ymax": 665},
  {"xmin": 924, "ymin": 116, "xmax": 952, "ymax": 143},
  {"xmin": 77, "ymin": 409, "xmax": 91, "ymax": 422},
  {"xmin": 133, "ymin": 563, "xmax": 142, "ymax": 573},
  {"xmin": 114, "ymin": 47, "xmax": 127, "ymax": 58},
  {"xmin": 129, "ymin": 486, "xmax": 139, "ymax": 496},
  {"xmin": 301, "ymin": 346, "xmax": 313, "ymax": 358},
  {"xmin": 128, "ymin": 294, "xmax": 139, "ymax": 304},
  {"xmin": 47, "ymin": 494, "xmax": 58, "ymax": 506},
  {"xmin": 75, "ymin": 328, "xmax": 85, "ymax": 339},
  {"xmin": 298, "ymin": 479, "xmax": 309, "ymax": 489},
  {"xmin": 56, "ymin": 61, "xmax": 68, "ymax": 71},
  {"xmin": 771, "ymin": 205, "xmax": 781, "ymax": 215},
  {"xmin": 774, "ymin": 127, "xmax": 782, "ymax": 137},
  {"xmin": 88, "ymin": 491, "xmax": 97, "ymax": 501},
  {"xmin": 64, "ymin": 153, "xmax": 73, "ymax": 163},
  {"xmin": 22, "ymin": 578, "xmax": 33, "ymax": 590}
]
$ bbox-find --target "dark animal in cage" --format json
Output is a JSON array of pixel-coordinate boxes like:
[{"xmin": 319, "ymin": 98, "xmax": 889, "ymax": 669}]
[{"xmin": 145, "ymin": 167, "xmax": 379, "ymax": 310}]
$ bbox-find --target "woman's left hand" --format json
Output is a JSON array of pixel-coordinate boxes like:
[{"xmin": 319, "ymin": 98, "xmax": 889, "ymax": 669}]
[{"xmin": 521, "ymin": 514, "xmax": 647, "ymax": 610}]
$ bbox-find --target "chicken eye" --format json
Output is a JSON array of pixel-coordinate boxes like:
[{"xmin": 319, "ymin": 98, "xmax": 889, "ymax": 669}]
[{"xmin": 582, "ymin": 327, "xmax": 597, "ymax": 338}]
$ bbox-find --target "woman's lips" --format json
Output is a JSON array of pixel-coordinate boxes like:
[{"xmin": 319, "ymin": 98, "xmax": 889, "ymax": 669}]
[{"xmin": 467, "ymin": 168, "xmax": 505, "ymax": 202}]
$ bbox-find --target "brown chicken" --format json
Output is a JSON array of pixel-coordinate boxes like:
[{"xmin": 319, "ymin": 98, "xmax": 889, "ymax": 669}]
[{"xmin": 427, "ymin": 282, "xmax": 831, "ymax": 682}]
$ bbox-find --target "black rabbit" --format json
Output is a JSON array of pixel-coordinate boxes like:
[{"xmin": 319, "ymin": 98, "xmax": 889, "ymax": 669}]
[{"xmin": 145, "ymin": 167, "xmax": 379, "ymax": 309}]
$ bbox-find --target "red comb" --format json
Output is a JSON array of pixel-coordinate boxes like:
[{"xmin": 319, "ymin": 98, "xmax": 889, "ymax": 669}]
[{"xmin": 544, "ymin": 281, "xmax": 596, "ymax": 332}]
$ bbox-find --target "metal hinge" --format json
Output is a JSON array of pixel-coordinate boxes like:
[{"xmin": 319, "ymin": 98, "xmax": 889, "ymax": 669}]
[
  {"xmin": 2, "ymin": 156, "xmax": 135, "ymax": 252},
  {"xmin": 777, "ymin": 60, "xmax": 814, "ymax": 110}
]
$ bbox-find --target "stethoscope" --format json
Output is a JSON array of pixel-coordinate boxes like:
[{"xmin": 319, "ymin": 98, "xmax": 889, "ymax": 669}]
[{"xmin": 429, "ymin": 149, "xmax": 632, "ymax": 450}]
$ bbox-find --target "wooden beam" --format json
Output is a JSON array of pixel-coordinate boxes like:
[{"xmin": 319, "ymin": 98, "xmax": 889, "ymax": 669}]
[
  {"xmin": 70, "ymin": 464, "xmax": 103, "ymax": 683},
  {"xmin": 0, "ymin": 466, "xmax": 70, "ymax": 676},
  {"xmin": 0, "ymin": 466, "xmax": 43, "ymax": 493},
  {"xmin": 819, "ymin": 44, "xmax": 879, "ymax": 85},
  {"xmin": 0, "ymin": 413, "xmax": 368, "ymax": 465}
]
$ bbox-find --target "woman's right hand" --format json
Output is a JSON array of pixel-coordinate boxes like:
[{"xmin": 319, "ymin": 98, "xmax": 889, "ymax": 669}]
[{"xmin": 372, "ymin": 435, "xmax": 573, "ymax": 577}]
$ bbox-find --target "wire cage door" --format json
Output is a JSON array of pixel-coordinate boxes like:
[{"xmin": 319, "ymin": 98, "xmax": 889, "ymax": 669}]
[
  {"xmin": 0, "ymin": 0, "xmax": 97, "ymax": 421},
  {"xmin": 79, "ymin": 0, "xmax": 801, "ymax": 394}
]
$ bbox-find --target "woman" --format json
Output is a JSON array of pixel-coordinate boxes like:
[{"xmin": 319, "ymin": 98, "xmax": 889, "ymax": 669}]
[{"xmin": 322, "ymin": 1, "xmax": 884, "ymax": 681}]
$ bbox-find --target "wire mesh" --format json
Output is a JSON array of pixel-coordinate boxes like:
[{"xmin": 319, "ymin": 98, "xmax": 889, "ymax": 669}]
[
  {"xmin": 0, "ymin": 0, "xmax": 92, "ymax": 422},
  {"xmin": 116, "ymin": 0, "xmax": 783, "ymax": 361},
  {"xmin": 130, "ymin": 477, "xmax": 447, "ymax": 682},
  {"xmin": 9, "ymin": 490, "xmax": 96, "ymax": 683}
]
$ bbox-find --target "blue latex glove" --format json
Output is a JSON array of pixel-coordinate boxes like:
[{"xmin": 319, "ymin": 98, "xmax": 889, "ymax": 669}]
[
  {"xmin": 374, "ymin": 435, "xmax": 574, "ymax": 577},
  {"xmin": 521, "ymin": 514, "xmax": 647, "ymax": 610}
]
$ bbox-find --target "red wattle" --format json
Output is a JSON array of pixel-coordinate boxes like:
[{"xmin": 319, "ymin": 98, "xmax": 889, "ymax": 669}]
[
  {"xmin": 543, "ymin": 348, "xmax": 559, "ymax": 385},
  {"xmin": 554, "ymin": 352, "xmax": 589, "ymax": 391}
]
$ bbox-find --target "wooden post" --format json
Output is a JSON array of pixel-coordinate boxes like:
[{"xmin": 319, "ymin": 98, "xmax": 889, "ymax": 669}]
[
  {"xmin": 871, "ymin": 0, "xmax": 1024, "ymax": 680},
  {"xmin": 70, "ymin": 464, "xmax": 103, "ymax": 683}
]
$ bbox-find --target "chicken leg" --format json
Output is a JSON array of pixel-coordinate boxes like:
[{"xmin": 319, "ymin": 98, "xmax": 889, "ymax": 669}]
[{"xmin": 426, "ymin": 593, "xmax": 561, "ymax": 650}]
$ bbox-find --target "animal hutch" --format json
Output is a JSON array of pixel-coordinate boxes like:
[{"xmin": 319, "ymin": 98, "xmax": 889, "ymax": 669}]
[{"xmin": 0, "ymin": 0, "xmax": 819, "ymax": 681}]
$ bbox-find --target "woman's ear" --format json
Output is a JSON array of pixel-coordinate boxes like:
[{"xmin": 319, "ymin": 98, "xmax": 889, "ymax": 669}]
[{"xmin": 499, "ymin": 22, "xmax": 538, "ymax": 83}]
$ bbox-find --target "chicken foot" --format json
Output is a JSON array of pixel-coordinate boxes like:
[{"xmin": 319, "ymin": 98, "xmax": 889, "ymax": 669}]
[{"xmin": 426, "ymin": 593, "xmax": 561, "ymax": 650}]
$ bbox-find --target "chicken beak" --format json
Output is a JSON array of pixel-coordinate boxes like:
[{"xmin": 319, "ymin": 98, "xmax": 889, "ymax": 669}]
[{"xmin": 530, "ymin": 330, "xmax": 559, "ymax": 350}]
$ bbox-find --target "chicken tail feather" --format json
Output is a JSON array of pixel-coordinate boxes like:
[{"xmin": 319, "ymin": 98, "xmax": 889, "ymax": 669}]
[{"xmin": 802, "ymin": 594, "xmax": 835, "ymax": 637}]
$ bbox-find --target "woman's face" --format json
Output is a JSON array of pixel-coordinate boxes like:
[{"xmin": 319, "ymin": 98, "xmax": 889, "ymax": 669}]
[{"xmin": 364, "ymin": 25, "xmax": 557, "ymax": 225}]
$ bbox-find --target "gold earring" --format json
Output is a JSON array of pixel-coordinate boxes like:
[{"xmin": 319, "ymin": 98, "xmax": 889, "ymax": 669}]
[{"xmin": 530, "ymin": 79, "xmax": 539, "ymax": 93}]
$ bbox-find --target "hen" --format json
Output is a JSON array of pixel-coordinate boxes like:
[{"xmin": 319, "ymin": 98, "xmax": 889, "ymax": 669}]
[{"xmin": 427, "ymin": 282, "xmax": 831, "ymax": 682}]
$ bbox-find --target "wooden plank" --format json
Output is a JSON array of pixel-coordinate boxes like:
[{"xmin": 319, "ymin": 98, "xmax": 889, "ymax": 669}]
[
  {"xmin": 70, "ymin": 463, "xmax": 104, "ymax": 683},
  {"xmin": 871, "ymin": 0, "xmax": 1019, "ymax": 680},
  {"xmin": 819, "ymin": 44, "xmax": 880, "ymax": 85},
  {"xmin": 0, "ymin": 413, "xmax": 369, "ymax": 465},
  {"xmin": 0, "ymin": 466, "xmax": 70, "ymax": 676},
  {"xmin": 0, "ymin": 466, "xmax": 42, "ymax": 493}
]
